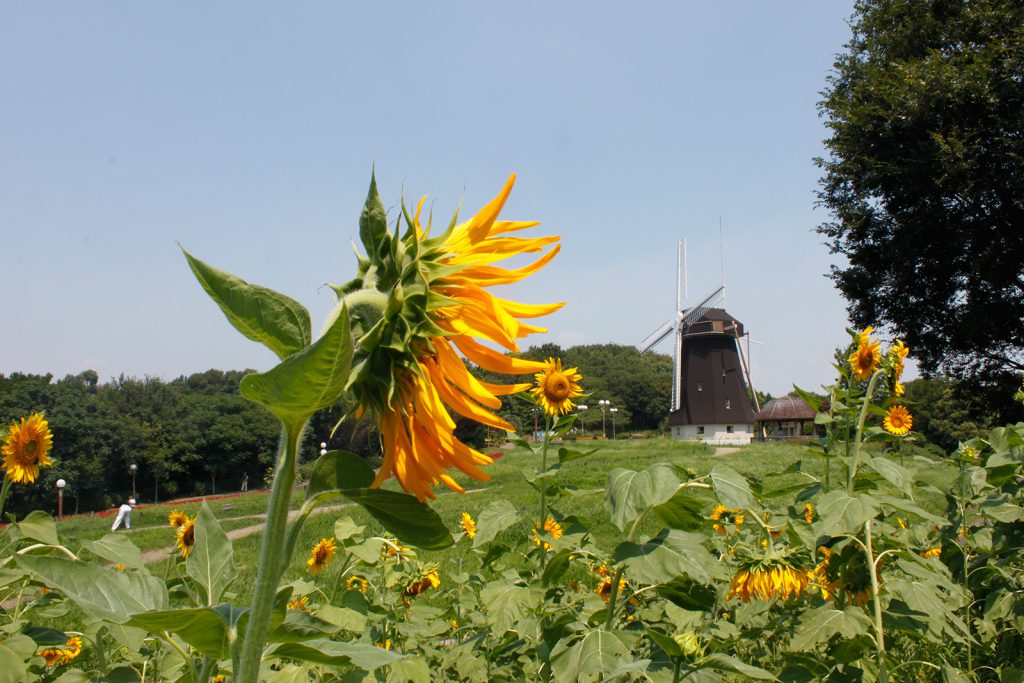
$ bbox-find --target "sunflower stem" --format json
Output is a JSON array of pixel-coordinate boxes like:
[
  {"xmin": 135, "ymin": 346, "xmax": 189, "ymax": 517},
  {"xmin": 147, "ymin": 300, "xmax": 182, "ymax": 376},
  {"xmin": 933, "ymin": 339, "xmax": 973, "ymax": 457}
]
[
  {"xmin": 864, "ymin": 519, "xmax": 888, "ymax": 682},
  {"xmin": 847, "ymin": 369, "xmax": 883, "ymax": 492},
  {"xmin": 538, "ymin": 414, "xmax": 552, "ymax": 569},
  {"xmin": 236, "ymin": 424, "xmax": 302, "ymax": 683},
  {"xmin": 604, "ymin": 514, "xmax": 644, "ymax": 629},
  {"xmin": 0, "ymin": 475, "xmax": 12, "ymax": 521}
]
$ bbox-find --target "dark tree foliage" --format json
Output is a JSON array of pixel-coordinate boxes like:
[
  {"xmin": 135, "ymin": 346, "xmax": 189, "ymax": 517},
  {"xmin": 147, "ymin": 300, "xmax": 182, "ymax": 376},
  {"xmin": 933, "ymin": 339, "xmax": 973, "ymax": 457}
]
[{"xmin": 817, "ymin": 0, "xmax": 1024, "ymax": 378}]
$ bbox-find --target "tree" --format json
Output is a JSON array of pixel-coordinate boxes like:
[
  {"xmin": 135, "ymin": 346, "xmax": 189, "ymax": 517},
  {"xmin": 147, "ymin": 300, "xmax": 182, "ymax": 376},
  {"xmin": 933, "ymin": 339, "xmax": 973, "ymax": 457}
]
[{"xmin": 817, "ymin": 0, "xmax": 1024, "ymax": 378}]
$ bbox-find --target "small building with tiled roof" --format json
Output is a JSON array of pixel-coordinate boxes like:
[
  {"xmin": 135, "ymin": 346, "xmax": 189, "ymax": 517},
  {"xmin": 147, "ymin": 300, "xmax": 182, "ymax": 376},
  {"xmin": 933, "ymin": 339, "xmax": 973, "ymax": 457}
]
[{"xmin": 754, "ymin": 396, "xmax": 817, "ymax": 438}]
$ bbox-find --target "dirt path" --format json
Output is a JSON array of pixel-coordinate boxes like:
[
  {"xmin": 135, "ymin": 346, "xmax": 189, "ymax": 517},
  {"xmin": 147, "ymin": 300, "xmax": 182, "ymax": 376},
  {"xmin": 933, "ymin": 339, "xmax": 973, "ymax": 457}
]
[{"xmin": 714, "ymin": 447, "xmax": 741, "ymax": 456}]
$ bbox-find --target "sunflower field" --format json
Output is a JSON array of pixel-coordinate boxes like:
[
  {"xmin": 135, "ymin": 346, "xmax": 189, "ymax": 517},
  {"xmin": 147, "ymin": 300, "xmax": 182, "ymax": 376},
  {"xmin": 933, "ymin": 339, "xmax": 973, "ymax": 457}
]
[{"xmin": 1, "ymin": 176, "xmax": 1023, "ymax": 682}]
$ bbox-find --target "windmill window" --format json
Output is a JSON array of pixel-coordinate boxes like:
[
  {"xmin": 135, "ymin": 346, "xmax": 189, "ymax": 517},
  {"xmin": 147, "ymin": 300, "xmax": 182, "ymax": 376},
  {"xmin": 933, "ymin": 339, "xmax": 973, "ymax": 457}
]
[
  {"xmin": 725, "ymin": 399, "xmax": 731, "ymax": 409},
  {"xmin": 697, "ymin": 383, "xmax": 703, "ymax": 392},
  {"xmin": 726, "ymin": 425, "xmax": 734, "ymax": 433},
  {"xmin": 697, "ymin": 426, "xmax": 705, "ymax": 435}
]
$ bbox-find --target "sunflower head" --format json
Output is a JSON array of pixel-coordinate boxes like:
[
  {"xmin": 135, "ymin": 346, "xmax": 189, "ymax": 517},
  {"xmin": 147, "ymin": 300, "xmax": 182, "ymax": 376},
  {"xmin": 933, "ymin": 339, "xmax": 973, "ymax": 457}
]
[
  {"xmin": 596, "ymin": 575, "xmax": 627, "ymax": 602},
  {"xmin": 460, "ymin": 512, "xmax": 477, "ymax": 539},
  {"xmin": 921, "ymin": 547, "xmax": 942, "ymax": 558},
  {"xmin": 883, "ymin": 404, "xmax": 913, "ymax": 436},
  {"xmin": 335, "ymin": 174, "xmax": 562, "ymax": 502},
  {"xmin": 2, "ymin": 412, "xmax": 54, "ymax": 484},
  {"xmin": 847, "ymin": 327, "xmax": 882, "ymax": 381},
  {"xmin": 346, "ymin": 575, "xmax": 368, "ymax": 593},
  {"xmin": 727, "ymin": 561, "xmax": 811, "ymax": 602},
  {"xmin": 307, "ymin": 538, "xmax": 337, "ymax": 575},
  {"xmin": 405, "ymin": 567, "xmax": 441, "ymax": 597},
  {"xmin": 287, "ymin": 595, "xmax": 310, "ymax": 611},
  {"xmin": 530, "ymin": 516, "xmax": 564, "ymax": 551},
  {"xmin": 175, "ymin": 516, "xmax": 197, "ymax": 559},
  {"xmin": 168, "ymin": 510, "xmax": 188, "ymax": 528},
  {"xmin": 530, "ymin": 358, "xmax": 583, "ymax": 416},
  {"xmin": 801, "ymin": 503, "xmax": 815, "ymax": 524}
]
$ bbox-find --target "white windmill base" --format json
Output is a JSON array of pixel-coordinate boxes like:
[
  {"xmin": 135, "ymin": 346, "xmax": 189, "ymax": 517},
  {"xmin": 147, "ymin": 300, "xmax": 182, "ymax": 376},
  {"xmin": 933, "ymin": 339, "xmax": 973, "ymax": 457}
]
[{"xmin": 669, "ymin": 423, "xmax": 754, "ymax": 446}]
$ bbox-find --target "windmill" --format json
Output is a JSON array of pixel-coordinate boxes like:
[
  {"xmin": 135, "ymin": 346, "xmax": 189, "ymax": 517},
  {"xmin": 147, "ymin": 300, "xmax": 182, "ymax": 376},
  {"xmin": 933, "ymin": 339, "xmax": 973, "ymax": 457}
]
[{"xmin": 639, "ymin": 240, "xmax": 759, "ymax": 444}]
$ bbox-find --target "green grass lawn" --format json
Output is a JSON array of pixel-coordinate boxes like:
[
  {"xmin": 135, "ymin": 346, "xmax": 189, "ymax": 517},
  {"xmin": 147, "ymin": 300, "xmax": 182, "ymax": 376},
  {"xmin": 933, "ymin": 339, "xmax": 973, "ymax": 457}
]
[{"xmin": 53, "ymin": 437, "xmax": 958, "ymax": 602}]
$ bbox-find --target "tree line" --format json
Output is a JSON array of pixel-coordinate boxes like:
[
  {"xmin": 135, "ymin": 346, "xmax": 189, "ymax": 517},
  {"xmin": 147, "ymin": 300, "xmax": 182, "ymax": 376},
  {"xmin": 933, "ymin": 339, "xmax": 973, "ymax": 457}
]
[{"xmin": 4, "ymin": 343, "xmax": 1017, "ymax": 515}]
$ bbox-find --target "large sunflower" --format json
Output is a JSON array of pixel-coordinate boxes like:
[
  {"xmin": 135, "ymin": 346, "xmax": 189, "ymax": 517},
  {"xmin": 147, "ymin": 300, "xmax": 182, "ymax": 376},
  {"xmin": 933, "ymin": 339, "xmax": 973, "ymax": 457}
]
[
  {"xmin": 847, "ymin": 327, "xmax": 881, "ymax": 381},
  {"xmin": 2, "ymin": 413, "xmax": 54, "ymax": 484},
  {"xmin": 340, "ymin": 175, "xmax": 562, "ymax": 501},
  {"xmin": 307, "ymin": 538, "xmax": 337, "ymax": 575},
  {"xmin": 727, "ymin": 561, "xmax": 810, "ymax": 602},
  {"xmin": 531, "ymin": 358, "xmax": 583, "ymax": 416},
  {"xmin": 883, "ymin": 404, "xmax": 913, "ymax": 436},
  {"xmin": 175, "ymin": 515, "xmax": 197, "ymax": 559}
]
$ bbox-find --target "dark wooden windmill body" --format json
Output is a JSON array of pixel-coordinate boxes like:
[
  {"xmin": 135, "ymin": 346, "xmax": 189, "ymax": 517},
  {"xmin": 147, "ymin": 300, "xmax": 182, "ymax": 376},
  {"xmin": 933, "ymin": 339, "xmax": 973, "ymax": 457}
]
[{"xmin": 638, "ymin": 241, "xmax": 758, "ymax": 444}]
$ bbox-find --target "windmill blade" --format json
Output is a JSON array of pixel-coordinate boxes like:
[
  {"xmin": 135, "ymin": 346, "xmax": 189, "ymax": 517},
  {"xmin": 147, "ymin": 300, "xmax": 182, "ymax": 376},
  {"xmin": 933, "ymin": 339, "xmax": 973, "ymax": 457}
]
[
  {"xmin": 681, "ymin": 285, "xmax": 725, "ymax": 329},
  {"xmin": 677, "ymin": 239, "xmax": 687, "ymax": 313},
  {"xmin": 639, "ymin": 319, "xmax": 675, "ymax": 353}
]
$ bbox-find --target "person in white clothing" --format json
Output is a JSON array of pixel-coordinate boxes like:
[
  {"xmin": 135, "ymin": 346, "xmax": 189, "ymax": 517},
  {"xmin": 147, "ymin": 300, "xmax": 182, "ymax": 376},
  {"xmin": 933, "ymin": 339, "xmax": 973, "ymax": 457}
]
[{"xmin": 111, "ymin": 498, "xmax": 136, "ymax": 531}]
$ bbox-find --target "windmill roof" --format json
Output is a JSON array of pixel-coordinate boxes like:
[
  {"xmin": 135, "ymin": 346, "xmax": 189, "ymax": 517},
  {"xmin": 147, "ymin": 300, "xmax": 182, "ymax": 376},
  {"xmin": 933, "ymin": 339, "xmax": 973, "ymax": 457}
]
[{"xmin": 755, "ymin": 396, "xmax": 816, "ymax": 422}]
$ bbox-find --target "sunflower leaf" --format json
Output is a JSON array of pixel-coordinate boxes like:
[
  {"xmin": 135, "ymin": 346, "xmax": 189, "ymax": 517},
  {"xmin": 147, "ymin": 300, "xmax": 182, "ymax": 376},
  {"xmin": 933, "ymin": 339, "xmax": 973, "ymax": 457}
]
[
  {"xmin": 240, "ymin": 305, "xmax": 353, "ymax": 433},
  {"xmin": 338, "ymin": 488, "xmax": 453, "ymax": 550},
  {"xmin": 186, "ymin": 501, "xmax": 235, "ymax": 606},
  {"xmin": 181, "ymin": 247, "xmax": 311, "ymax": 360}
]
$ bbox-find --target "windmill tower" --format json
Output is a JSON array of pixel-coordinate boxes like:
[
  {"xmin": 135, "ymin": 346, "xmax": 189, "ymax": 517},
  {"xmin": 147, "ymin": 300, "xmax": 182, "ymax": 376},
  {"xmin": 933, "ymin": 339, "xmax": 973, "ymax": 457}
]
[{"xmin": 638, "ymin": 240, "xmax": 758, "ymax": 445}]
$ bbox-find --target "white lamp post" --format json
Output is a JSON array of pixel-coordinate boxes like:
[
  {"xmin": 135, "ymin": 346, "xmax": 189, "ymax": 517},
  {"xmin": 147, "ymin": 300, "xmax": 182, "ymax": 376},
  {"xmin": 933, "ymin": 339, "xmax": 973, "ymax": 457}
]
[
  {"xmin": 598, "ymin": 400, "xmax": 612, "ymax": 438},
  {"xmin": 56, "ymin": 478, "xmax": 66, "ymax": 520},
  {"xmin": 577, "ymin": 404, "xmax": 588, "ymax": 436},
  {"xmin": 129, "ymin": 463, "xmax": 138, "ymax": 501},
  {"xmin": 610, "ymin": 407, "xmax": 618, "ymax": 439}
]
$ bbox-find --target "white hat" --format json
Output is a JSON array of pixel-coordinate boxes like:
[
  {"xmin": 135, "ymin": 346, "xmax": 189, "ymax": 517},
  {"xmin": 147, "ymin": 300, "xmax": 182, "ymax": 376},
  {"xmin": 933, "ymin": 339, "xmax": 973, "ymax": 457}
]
[{"xmin": 128, "ymin": 498, "xmax": 136, "ymax": 505}]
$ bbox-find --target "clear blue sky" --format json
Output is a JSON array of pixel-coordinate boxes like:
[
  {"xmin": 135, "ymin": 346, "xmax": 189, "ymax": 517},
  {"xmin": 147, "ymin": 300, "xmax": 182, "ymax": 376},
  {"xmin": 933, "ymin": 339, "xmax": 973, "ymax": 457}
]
[{"xmin": 3, "ymin": 2, "xmax": 895, "ymax": 397}]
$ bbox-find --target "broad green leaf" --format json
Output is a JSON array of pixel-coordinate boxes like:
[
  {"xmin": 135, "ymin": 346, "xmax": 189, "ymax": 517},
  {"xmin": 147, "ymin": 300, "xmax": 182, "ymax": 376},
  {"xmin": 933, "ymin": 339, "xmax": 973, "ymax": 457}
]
[
  {"xmin": 942, "ymin": 665, "xmax": 972, "ymax": 683},
  {"xmin": 307, "ymin": 450, "xmax": 375, "ymax": 500},
  {"xmin": 240, "ymin": 304, "xmax": 353, "ymax": 432},
  {"xmin": 186, "ymin": 502, "xmax": 235, "ymax": 606},
  {"xmin": 814, "ymin": 491, "xmax": 879, "ymax": 536},
  {"xmin": 708, "ymin": 466, "xmax": 756, "ymax": 509},
  {"xmin": 480, "ymin": 578, "xmax": 536, "ymax": 632},
  {"xmin": 698, "ymin": 653, "xmax": 776, "ymax": 680},
  {"xmin": 268, "ymin": 609, "xmax": 340, "ymax": 642},
  {"xmin": 606, "ymin": 463, "xmax": 681, "ymax": 532},
  {"xmin": 549, "ymin": 628, "xmax": 631, "ymax": 683},
  {"xmin": 789, "ymin": 605, "xmax": 870, "ymax": 651},
  {"xmin": 0, "ymin": 567, "xmax": 27, "ymax": 589},
  {"xmin": 542, "ymin": 550, "xmax": 573, "ymax": 586},
  {"xmin": 23, "ymin": 625, "xmax": 68, "ymax": 646},
  {"xmin": 333, "ymin": 516, "xmax": 365, "ymax": 543},
  {"xmin": 15, "ymin": 555, "xmax": 167, "ymax": 623},
  {"xmin": 339, "ymin": 488, "xmax": 453, "ymax": 550},
  {"xmin": 17, "ymin": 510, "xmax": 59, "ymax": 546},
  {"xmin": 655, "ymin": 577, "xmax": 719, "ymax": 611},
  {"xmin": 978, "ymin": 495, "xmax": 1024, "ymax": 523},
  {"xmin": 473, "ymin": 499, "xmax": 521, "ymax": 548},
  {"xmin": 558, "ymin": 446, "xmax": 597, "ymax": 464},
  {"xmin": 127, "ymin": 606, "xmax": 231, "ymax": 658},
  {"xmin": 387, "ymin": 656, "xmax": 431, "ymax": 683},
  {"xmin": 359, "ymin": 171, "xmax": 389, "ymax": 259},
  {"xmin": 888, "ymin": 579, "xmax": 968, "ymax": 641},
  {"xmin": 270, "ymin": 639, "xmax": 406, "ymax": 671},
  {"xmin": 182, "ymin": 247, "xmax": 311, "ymax": 360},
  {"xmin": 652, "ymin": 489, "xmax": 705, "ymax": 530},
  {"xmin": 0, "ymin": 643, "xmax": 27, "ymax": 683},
  {"xmin": 615, "ymin": 529, "xmax": 724, "ymax": 585},
  {"xmin": 646, "ymin": 628, "xmax": 683, "ymax": 657},
  {"xmin": 80, "ymin": 533, "xmax": 144, "ymax": 571},
  {"xmin": 865, "ymin": 456, "xmax": 914, "ymax": 495},
  {"xmin": 317, "ymin": 594, "xmax": 367, "ymax": 633},
  {"xmin": 875, "ymin": 495, "xmax": 946, "ymax": 525},
  {"xmin": 51, "ymin": 671, "xmax": 89, "ymax": 683}
]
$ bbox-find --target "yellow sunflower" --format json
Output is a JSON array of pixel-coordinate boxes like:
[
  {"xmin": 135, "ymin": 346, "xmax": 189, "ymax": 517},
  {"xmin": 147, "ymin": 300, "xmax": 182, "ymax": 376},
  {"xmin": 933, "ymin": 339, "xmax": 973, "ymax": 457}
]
[
  {"xmin": 888, "ymin": 339, "xmax": 909, "ymax": 394},
  {"xmin": 921, "ymin": 547, "xmax": 942, "ymax": 559},
  {"xmin": 346, "ymin": 575, "xmax": 368, "ymax": 593},
  {"xmin": 460, "ymin": 512, "xmax": 476, "ymax": 539},
  {"xmin": 883, "ymin": 404, "xmax": 913, "ymax": 436},
  {"xmin": 847, "ymin": 327, "xmax": 881, "ymax": 381},
  {"xmin": 405, "ymin": 570, "xmax": 441, "ymax": 597},
  {"xmin": 530, "ymin": 516, "xmax": 564, "ymax": 551},
  {"xmin": 307, "ymin": 538, "xmax": 337, "ymax": 575},
  {"xmin": 710, "ymin": 504, "xmax": 744, "ymax": 534},
  {"xmin": 802, "ymin": 503, "xmax": 815, "ymax": 524},
  {"xmin": 342, "ymin": 175, "xmax": 562, "ymax": 502},
  {"xmin": 531, "ymin": 358, "xmax": 583, "ymax": 416},
  {"xmin": 727, "ymin": 563, "xmax": 810, "ymax": 602},
  {"xmin": 2, "ymin": 413, "xmax": 54, "ymax": 484},
  {"xmin": 596, "ymin": 576, "xmax": 628, "ymax": 602},
  {"xmin": 168, "ymin": 510, "xmax": 188, "ymax": 528},
  {"xmin": 37, "ymin": 635, "xmax": 82, "ymax": 666},
  {"xmin": 287, "ymin": 595, "xmax": 310, "ymax": 611},
  {"xmin": 175, "ymin": 515, "xmax": 197, "ymax": 559}
]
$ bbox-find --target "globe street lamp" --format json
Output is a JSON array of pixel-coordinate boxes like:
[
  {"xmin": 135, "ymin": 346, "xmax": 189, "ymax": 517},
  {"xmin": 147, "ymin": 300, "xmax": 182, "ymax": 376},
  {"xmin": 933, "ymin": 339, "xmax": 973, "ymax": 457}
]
[
  {"xmin": 129, "ymin": 463, "xmax": 138, "ymax": 501},
  {"xmin": 598, "ymin": 400, "xmax": 612, "ymax": 438},
  {"xmin": 610, "ymin": 407, "xmax": 619, "ymax": 439},
  {"xmin": 577, "ymin": 404, "xmax": 588, "ymax": 437},
  {"xmin": 320, "ymin": 442, "xmax": 328, "ymax": 456},
  {"xmin": 56, "ymin": 478, "xmax": 66, "ymax": 520}
]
